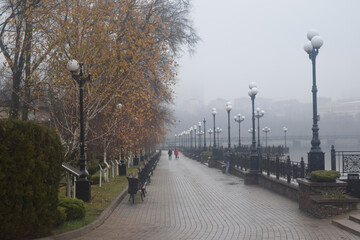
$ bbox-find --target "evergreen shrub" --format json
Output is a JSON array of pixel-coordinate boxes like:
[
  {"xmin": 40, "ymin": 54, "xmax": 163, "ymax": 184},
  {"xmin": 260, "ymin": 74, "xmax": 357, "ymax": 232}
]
[
  {"xmin": 87, "ymin": 163, "xmax": 99, "ymax": 176},
  {"xmin": 201, "ymin": 151, "xmax": 212, "ymax": 158},
  {"xmin": 310, "ymin": 170, "xmax": 340, "ymax": 182},
  {"xmin": 0, "ymin": 119, "xmax": 64, "ymax": 239},
  {"xmin": 89, "ymin": 172, "xmax": 101, "ymax": 185},
  {"xmin": 54, "ymin": 207, "xmax": 67, "ymax": 226},
  {"xmin": 58, "ymin": 196, "xmax": 85, "ymax": 221}
]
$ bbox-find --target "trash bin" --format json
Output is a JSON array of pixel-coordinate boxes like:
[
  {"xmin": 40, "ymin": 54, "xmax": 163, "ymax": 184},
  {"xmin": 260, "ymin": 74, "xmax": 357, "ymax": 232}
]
[
  {"xmin": 119, "ymin": 164, "xmax": 127, "ymax": 176},
  {"xmin": 133, "ymin": 157, "xmax": 139, "ymax": 166},
  {"xmin": 347, "ymin": 173, "xmax": 360, "ymax": 197}
]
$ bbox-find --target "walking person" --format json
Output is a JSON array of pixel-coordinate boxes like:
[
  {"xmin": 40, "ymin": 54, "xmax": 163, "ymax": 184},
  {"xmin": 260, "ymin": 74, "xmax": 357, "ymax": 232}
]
[
  {"xmin": 174, "ymin": 149, "xmax": 179, "ymax": 159},
  {"xmin": 168, "ymin": 149, "xmax": 173, "ymax": 160}
]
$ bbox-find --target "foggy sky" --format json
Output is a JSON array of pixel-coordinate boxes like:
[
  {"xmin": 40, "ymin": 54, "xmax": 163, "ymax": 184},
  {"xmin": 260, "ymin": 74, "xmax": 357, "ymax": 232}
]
[{"xmin": 176, "ymin": 0, "xmax": 360, "ymax": 105}]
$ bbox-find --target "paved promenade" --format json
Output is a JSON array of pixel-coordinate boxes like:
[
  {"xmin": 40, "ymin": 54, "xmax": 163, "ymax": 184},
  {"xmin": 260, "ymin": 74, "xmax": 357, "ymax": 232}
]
[{"xmin": 74, "ymin": 152, "xmax": 359, "ymax": 240}]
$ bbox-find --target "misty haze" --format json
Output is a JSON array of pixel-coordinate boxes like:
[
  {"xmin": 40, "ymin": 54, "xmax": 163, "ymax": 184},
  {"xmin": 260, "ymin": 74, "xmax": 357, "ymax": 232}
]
[{"xmin": 168, "ymin": 0, "xmax": 360, "ymax": 169}]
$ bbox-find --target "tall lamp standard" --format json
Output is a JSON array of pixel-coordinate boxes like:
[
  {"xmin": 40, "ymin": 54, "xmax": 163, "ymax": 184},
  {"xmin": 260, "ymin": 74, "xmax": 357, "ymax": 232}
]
[
  {"xmin": 283, "ymin": 127, "xmax": 288, "ymax": 148},
  {"xmin": 248, "ymin": 82, "xmax": 259, "ymax": 172},
  {"xmin": 225, "ymin": 102, "xmax": 232, "ymax": 149},
  {"xmin": 198, "ymin": 122, "xmax": 202, "ymax": 148},
  {"xmin": 214, "ymin": 128, "xmax": 222, "ymax": 147},
  {"xmin": 208, "ymin": 129, "xmax": 213, "ymax": 147},
  {"xmin": 203, "ymin": 118, "xmax": 207, "ymax": 149},
  {"xmin": 194, "ymin": 125, "xmax": 197, "ymax": 149},
  {"xmin": 190, "ymin": 127, "xmax": 193, "ymax": 149},
  {"xmin": 215, "ymin": 128, "xmax": 222, "ymax": 148},
  {"xmin": 174, "ymin": 134, "xmax": 177, "ymax": 149},
  {"xmin": 186, "ymin": 130, "xmax": 190, "ymax": 149},
  {"xmin": 262, "ymin": 126, "xmax": 270, "ymax": 148},
  {"xmin": 184, "ymin": 131, "xmax": 186, "ymax": 149},
  {"xmin": 255, "ymin": 108, "xmax": 264, "ymax": 148},
  {"xmin": 212, "ymin": 108, "xmax": 217, "ymax": 148},
  {"xmin": 67, "ymin": 59, "xmax": 91, "ymax": 202},
  {"xmin": 234, "ymin": 114, "xmax": 245, "ymax": 148},
  {"xmin": 304, "ymin": 29, "xmax": 325, "ymax": 171}
]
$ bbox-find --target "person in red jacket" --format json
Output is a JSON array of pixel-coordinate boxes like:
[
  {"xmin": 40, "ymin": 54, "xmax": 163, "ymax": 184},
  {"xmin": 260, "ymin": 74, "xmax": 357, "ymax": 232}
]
[{"xmin": 174, "ymin": 149, "xmax": 179, "ymax": 159}]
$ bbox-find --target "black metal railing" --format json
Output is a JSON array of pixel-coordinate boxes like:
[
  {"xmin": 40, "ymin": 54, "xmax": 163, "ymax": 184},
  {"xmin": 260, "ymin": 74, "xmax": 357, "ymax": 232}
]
[
  {"xmin": 182, "ymin": 147, "xmax": 309, "ymax": 183},
  {"xmin": 331, "ymin": 145, "xmax": 360, "ymax": 175},
  {"xmin": 232, "ymin": 153, "xmax": 308, "ymax": 183}
]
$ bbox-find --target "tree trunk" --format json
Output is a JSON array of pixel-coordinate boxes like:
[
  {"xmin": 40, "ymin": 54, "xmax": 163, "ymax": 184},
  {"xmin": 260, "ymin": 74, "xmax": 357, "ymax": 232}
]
[
  {"xmin": 9, "ymin": 71, "xmax": 22, "ymax": 119},
  {"xmin": 22, "ymin": 19, "xmax": 33, "ymax": 121}
]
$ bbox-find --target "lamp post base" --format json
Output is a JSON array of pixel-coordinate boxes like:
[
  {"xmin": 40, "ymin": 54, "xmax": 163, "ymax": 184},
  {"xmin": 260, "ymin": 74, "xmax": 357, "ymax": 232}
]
[
  {"xmin": 76, "ymin": 178, "xmax": 91, "ymax": 202},
  {"xmin": 308, "ymin": 151, "xmax": 325, "ymax": 173}
]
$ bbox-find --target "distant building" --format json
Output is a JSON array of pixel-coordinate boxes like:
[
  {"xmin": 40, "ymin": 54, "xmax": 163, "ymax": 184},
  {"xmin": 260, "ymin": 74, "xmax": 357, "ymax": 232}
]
[{"xmin": 319, "ymin": 100, "xmax": 360, "ymax": 117}]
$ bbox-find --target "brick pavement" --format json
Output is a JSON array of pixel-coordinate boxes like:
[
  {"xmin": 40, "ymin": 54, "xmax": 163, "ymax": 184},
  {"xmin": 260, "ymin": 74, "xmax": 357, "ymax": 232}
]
[{"xmin": 73, "ymin": 152, "xmax": 359, "ymax": 240}]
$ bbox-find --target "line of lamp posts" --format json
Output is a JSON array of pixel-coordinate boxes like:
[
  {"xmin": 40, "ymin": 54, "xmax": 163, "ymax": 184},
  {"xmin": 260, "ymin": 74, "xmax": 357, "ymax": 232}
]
[
  {"xmin": 176, "ymin": 29, "xmax": 325, "ymax": 176},
  {"xmin": 176, "ymin": 84, "xmax": 288, "ymax": 167},
  {"xmin": 67, "ymin": 29, "xmax": 324, "ymax": 201}
]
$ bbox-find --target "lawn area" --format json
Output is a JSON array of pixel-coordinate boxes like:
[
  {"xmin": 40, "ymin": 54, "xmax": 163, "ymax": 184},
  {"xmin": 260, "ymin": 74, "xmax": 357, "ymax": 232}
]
[{"xmin": 53, "ymin": 165, "xmax": 140, "ymax": 235}]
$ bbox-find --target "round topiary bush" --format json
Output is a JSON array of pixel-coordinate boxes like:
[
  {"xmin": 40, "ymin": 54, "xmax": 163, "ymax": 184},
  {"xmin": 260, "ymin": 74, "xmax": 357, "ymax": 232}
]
[
  {"xmin": 89, "ymin": 172, "xmax": 101, "ymax": 185},
  {"xmin": 310, "ymin": 170, "xmax": 341, "ymax": 182},
  {"xmin": 54, "ymin": 207, "xmax": 67, "ymax": 226},
  {"xmin": 0, "ymin": 119, "xmax": 64, "ymax": 239},
  {"xmin": 58, "ymin": 196, "xmax": 85, "ymax": 221}
]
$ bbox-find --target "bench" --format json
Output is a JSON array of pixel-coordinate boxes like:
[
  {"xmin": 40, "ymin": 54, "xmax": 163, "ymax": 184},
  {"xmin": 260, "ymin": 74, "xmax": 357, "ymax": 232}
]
[{"xmin": 127, "ymin": 177, "xmax": 145, "ymax": 203}]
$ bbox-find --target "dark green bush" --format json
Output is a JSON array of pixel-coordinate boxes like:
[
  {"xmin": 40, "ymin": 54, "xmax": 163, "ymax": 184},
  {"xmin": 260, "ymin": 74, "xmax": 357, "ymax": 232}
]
[
  {"xmin": 0, "ymin": 119, "xmax": 64, "ymax": 239},
  {"xmin": 310, "ymin": 170, "xmax": 340, "ymax": 182},
  {"xmin": 89, "ymin": 172, "xmax": 101, "ymax": 185},
  {"xmin": 87, "ymin": 163, "xmax": 99, "ymax": 175},
  {"xmin": 54, "ymin": 207, "xmax": 67, "ymax": 226},
  {"xmin": 201, "ymin": 151, "xmax": 212, "ymax": 158},
  {"xmin": 58, "ymin": 196, "xmax": 85, "ymax": 221}
]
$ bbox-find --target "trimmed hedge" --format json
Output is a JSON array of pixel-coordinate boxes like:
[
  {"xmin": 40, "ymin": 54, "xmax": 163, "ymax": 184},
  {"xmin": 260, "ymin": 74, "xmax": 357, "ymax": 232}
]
[
  {"xmin": 58, "ymin": 196, "xmax": 85, "ymax": 221},
  {"xmin": 0, "ymin": 120, "xmax": 64, "ymax": 239},
  {"xmin": 310, "ymin": 170, "xmax": 340, "ymax": 182}
]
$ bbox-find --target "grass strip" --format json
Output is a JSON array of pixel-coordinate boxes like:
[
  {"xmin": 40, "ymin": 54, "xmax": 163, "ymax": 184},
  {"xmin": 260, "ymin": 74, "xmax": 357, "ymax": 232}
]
[{"xmin": 53, "ymin": 165, "xmax": 140, "ymax": 235}]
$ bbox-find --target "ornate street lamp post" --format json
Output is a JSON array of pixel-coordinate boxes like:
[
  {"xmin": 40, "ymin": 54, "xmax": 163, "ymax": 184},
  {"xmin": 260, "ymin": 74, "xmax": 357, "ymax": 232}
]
[
  {"xmin": 304, "ymin": 29, "xmax": 325, "ymax": 171},
  {"xmin": 212, "ymin": 108, "xmax": 216, "ymax": 148},
  {"xmin": 186, "ymin": 130, "xmax": 190, "ymax": 149},
  {"xmin": 215, "ymin": 128, "xmax": 222, "ymax": 148},
  {"xmin": 248, "ymin": 82, "xmax": 259, "ymax": 172},
  {"xmin": 175, "ymin": 134, "xmax": 177, "ymax": 149},
  {"xmin": 225, "ymin": 102, "xmax": 232, "ymax": 149},
  {"xmin": 190, "ymin": 127, "xmax": 193, "ymax": 149},
  {"xmin": 203, "ymin": 118, "xmax": 207, "ymax": 149},
  {"xmin": 234, "ymin": 114, "xmax": 245, "ymax": 148},
  {"xmin": 198, "ymin": 122, "xmax": 202, "ymax": 148},
  {"xmin": 255, "ymin": 107, "xmax": 264, "ymax": 148},
  {"xmin": 262, "ymin": 126, "xmax": 270, "ymax": 148},
  {"xmin": 208, "ymin": 129, "xmax": 213, "ymax": 147},
  {"xmin": 194, "ymin": 125, "xmax": 197, "ymax": 149},
  {"xmin": 283, "ymin": 126, "xmax": 288, "ymax": 148},
  {"xmin": 67, "ymin": 59, "xmax": 91, "ymax": 202}
]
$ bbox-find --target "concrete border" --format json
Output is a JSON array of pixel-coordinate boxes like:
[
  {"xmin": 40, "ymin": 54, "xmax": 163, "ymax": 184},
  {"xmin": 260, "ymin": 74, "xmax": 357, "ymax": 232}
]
[{"xmin": 37, "ymin": 186, "xmax": 128, "ymax": 240}]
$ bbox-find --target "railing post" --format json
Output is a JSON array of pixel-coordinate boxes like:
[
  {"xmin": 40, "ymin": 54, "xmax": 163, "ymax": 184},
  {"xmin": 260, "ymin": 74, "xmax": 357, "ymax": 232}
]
[
  {"xmin": 331, "ymin": 145, "xmax": 336, "ymax": 171},
  {"xmin": 300, "ymin": 157, "xmax": 305, "ymax": 178},
  {"xmin": 287, "ymin": 156, "xmax": 291, "ymax": 183},
  {"xmin": 276, "ymin": 155, "xmax": 280, "ymax": 179},
  {"xmin": 267, "ymin": 154, "xmax": 270, "ymax": 176},
  {"xmin": 245, "ymin": 155, "xmax": 248, "ymax": 171}
]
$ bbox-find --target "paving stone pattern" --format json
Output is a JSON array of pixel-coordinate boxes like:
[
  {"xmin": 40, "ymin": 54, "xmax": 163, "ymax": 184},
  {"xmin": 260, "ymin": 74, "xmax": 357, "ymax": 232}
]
[{"xmin": 74, "ymin": 152, "xmax": 359, "ymax": 240}]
